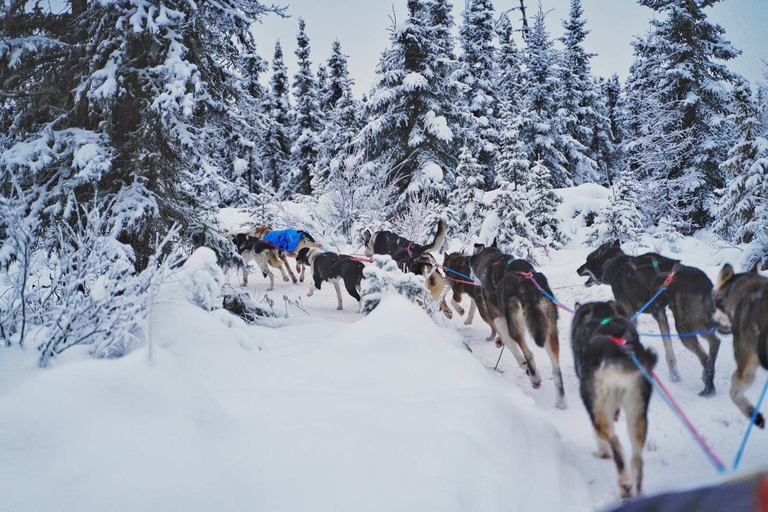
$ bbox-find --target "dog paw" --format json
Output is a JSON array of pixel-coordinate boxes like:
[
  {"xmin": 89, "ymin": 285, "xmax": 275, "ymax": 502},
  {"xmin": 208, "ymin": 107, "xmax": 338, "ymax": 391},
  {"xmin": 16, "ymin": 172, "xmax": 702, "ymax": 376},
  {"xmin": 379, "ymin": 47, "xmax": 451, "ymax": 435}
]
[
  {"xmin": 531, "ymin": 378, "xmax": 542, "ymax": 390},
  {"xmin": 456, "ymin": 308, "xmax": 465, "ymax": 316},
  {"xmin": 282, "ymin": 276, "xmax": 289, "ymax": 282},
  {"xmin": 464, "ymin": 319, "xmax": 472, "ymax": 325},
  {"xmin": 495, "ymin": 339, "xmax": 503, "ymax": 348},
  {"xmin": 443, "ymin": 309, "xmax": 453, "ymax": 319},
  {"xmin": 621, "ymin": 484, "xmax": 634, "ymax": 500},
  {"xmin": 555, "ymin": 399, "xmax": 567, "ymax": 410},
  {"xmin": 614, "ymin": 409, "xmax": 620, "ymax": 422},
  {"xmin": 593, "ymin": 449, "xmax": 611, "ymax": 459},
  {"xmin": 698, "ymin": 386, "xmax": 716, "ymax": 398},
  {"xmin": 487, "ymin": 334, "xmax": 497, "ymax": 342},
  {"xmin": 337, "ymin": 305, "xmax": 343, "ymax": 311},
  {"xmin": 755, "ymin": 413, "xmax": 765, "ymax": 429},
  {"xmin": 669, "ymin": 370, "xmax": 682, "ymax": 383}
]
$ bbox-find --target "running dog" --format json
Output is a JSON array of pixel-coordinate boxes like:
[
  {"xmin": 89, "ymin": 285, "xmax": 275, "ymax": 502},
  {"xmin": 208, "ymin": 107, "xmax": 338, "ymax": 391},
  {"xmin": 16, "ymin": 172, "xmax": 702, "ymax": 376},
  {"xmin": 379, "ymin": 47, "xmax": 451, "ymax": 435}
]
[
  {"xmin": 428, "ymin": 252, "xmax": 497, "ymax": 341},
  {"xmin": 713, "ymin": 262, "xmax": 768, "ymax": 427},
  {"xmin": 571, "ymin": 301, "xmax": 657, "ymax": 499},
  {"xmin": 248, "ymin": 226, "xmax": 323, "ymax": 283},
  {"xmin": 470, "ymin": 243, "xmax": 566, "ymax": 409},
  {"xmin": 296, "ymin": 247, "xmax": 364, "ymax": 311},
  {"xmin": 229, "ymin": 233, "xmax": 288, "ymax": 291},
  {"xmin": 577, "ymin": 241, "xmax": 726, "ymax": 396},
  {"xmin": 363, "ymin": 215, "xmax": 447, "ymax": 274}
]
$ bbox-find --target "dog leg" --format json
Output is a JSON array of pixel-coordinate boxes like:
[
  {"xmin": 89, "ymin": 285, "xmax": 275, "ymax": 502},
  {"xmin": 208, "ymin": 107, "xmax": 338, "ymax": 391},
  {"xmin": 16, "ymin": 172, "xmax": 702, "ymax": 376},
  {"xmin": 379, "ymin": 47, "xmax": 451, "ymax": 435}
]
[
  {"xmin": 545, "ymin": 331, "xmax": 567, "ymax": 409},
  {"xmin": 271, "ymin": 256, "xmax": 290, "ymax": 282},
  {"xmin": 477, "ymin": 299, "xmax": 497, "ymax": 341},
  {"xmin": 594, "ymin": 403, "xmax": 631, "ymax": 500},
  {"xmin": 452, "ymin": 292, "xmax": 466, "ymax": 317},
  {"xmin": 257, "ymin": 255, "xmax": 274, "ymax": 292},
  {"xmin": 307, "ymin": 286, "xmax": 315, "ymax": 297},
  {"xmin": 677, "ymin": 329, "xmax": 714, "ymax": 396},
  {"xmin": 730, "ymin": 354, "xmax": 764, "ymax": 428},
  {"xmin": 492, "ymin": 318, "xmax": 527, "ymax": 370},
  {"xmin": 624, "ymin": 386, "xmax": 649, "ymax": 497},
  {"xmin": 653, "ymin": 309, "xmax": 681, "ymax": 382},
  {"xmin": 701, "ymin": 331, "xmax": 721, "ymax": 397},
  {"xmin": 299, "ymin": 263, "xmax": 305, "ymax": 283},
  {"xmin": 593, "ymin": 433, "xmax": 612, "ymax": 459},
  {"xmin": 333, "ymin": 280, "xmax": 343, "ymax": 310},
  {"xmin": 281, "ymin": 254, "xmax": 298, "ymax": 283},
  {"xmin": 464, "ymin": 298, "xmax": 477, "ymax": 326}
]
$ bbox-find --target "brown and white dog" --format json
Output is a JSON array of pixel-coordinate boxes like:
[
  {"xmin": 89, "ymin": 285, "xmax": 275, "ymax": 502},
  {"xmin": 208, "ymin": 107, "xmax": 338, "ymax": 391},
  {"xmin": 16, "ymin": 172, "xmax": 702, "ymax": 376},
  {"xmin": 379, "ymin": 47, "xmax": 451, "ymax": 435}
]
[
  {"xmin": 227, "ymin": 232, "xmax": 288, "ymax": 291},
  {"xmin": 247, "ymin": 226, "xmax": 323, "ymax": 283}
]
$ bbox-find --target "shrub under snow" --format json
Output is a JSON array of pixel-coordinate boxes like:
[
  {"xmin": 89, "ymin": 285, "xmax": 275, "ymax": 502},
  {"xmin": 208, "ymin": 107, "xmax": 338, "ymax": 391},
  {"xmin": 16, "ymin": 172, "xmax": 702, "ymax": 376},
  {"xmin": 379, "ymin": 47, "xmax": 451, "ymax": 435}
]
[{"xmin": 360, "ymin": 255, "xmax": 425, "ymax": 315}]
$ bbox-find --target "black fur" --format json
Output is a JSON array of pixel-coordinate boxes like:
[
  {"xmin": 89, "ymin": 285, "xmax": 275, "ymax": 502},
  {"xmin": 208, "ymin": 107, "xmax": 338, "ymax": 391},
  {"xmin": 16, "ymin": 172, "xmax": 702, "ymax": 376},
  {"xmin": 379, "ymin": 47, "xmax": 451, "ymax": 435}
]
[
  {"xmin": 367, "ymin": 217, "xmax": 447, "ymax": 273},
  {"xmin": 577, "ymin": 242, "xmax": 722, "ymax": 396},
  {"xmin": 297, "ymin": 248, "xmax": 364, "ymax": 303}
]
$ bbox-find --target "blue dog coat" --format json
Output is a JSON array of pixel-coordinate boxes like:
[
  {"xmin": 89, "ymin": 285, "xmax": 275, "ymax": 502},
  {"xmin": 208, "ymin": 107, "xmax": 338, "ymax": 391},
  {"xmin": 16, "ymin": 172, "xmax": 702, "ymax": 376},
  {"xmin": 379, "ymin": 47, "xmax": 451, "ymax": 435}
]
[{"xmin": 262, "ymin": 229, "xmax": 315, "ymax": 252}]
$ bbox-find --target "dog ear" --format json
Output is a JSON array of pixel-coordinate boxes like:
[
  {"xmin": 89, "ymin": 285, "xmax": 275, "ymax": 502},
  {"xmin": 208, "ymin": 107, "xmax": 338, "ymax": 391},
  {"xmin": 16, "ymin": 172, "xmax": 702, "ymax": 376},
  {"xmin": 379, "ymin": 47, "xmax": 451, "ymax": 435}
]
[
  {"xmin": 490, "ymin": 238, "xmax": 498, "ymax": 248},
  {"xmin": 574, "ymin": 301, "xmax": 582, "ymax": 311},
  {"xmin": 718, "ymin": 264, "xmax": 734, "ymax": 285},
  {"xmin": 473, "ymin": 243, "xmax": 485, "ymax": 255},
  {"xmin": 749, "ymin": 260, "xmax": 761, "ymax": 274},
  {"xmin": 611, "ymin": 239, "xmax": 621, "ymax": 248},
  {"xmin": 613, "ymin": 301, "xmax": 630, "ymax": 318}
]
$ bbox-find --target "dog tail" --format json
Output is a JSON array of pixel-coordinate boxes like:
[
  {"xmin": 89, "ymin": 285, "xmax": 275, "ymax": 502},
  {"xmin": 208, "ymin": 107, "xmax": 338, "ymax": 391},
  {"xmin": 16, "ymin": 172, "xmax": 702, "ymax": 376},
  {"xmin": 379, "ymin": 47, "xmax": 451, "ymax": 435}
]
[{"xmin": 421, "ymin": 215, "xmax": 448, "ymax": 255}]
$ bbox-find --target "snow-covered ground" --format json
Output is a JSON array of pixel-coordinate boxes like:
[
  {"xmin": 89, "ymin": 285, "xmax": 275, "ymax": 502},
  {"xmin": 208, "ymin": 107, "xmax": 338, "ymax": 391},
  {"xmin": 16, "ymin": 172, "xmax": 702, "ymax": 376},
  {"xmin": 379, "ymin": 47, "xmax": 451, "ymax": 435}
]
[{"xmin": 1, "ymin": 185, "xmax": 766, "ymax": 511}]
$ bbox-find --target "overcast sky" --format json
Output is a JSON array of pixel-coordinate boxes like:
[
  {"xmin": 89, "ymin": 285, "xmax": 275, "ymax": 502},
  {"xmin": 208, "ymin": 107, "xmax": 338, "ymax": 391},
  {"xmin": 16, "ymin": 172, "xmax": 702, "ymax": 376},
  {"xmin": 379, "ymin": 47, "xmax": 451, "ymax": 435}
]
[{"xmin": 251, "ymin": 0, "xmax": 767, "ymax": 97}]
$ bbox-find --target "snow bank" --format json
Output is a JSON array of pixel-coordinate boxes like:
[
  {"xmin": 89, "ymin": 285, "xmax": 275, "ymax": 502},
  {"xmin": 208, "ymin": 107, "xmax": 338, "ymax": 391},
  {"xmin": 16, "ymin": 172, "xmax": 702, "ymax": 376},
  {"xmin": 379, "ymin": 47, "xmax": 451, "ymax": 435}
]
[{"xmin": 0, "ymin": 294, "xmax": 592, "ymax": 512}]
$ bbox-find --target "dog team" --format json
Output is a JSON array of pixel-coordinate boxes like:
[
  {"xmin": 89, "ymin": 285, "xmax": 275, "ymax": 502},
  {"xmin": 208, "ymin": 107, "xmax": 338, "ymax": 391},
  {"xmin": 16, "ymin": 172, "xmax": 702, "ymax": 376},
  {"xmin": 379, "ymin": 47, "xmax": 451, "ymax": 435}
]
[{"xmin": 227, "ymin": 218, "xmax": 768, "ymax": 500}]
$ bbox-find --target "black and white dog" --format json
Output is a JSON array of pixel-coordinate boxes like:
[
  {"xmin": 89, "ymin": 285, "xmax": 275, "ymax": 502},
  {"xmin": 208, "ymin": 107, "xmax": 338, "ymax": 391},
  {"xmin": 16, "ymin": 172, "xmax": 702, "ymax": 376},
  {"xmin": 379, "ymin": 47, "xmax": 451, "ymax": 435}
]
[
  {"xmin": 229, "ymin": 233, "xmax": 288, "ymax": 290},
  {"xmin": 571, "ymin": 300, "xmax": 657, "ymax": 499},
  {"xmin": 296, "ymin": 247, "xmax": 365, "ymax": 311},
  {"xmin": 363, "ymin": 215, "xmax": 447, "ymax": 273}
]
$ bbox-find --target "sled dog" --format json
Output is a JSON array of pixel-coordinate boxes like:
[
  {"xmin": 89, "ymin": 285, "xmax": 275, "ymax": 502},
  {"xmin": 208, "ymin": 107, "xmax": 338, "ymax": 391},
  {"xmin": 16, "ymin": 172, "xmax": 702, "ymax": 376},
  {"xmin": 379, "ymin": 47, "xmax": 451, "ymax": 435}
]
[
  {"xmin": 363, "ymin": 215, "xmax": 447, "ymax": 274},
  {"xmin": 297, "ymin": 247, "xmax": 364, "ymax": 311},
  {"xmin": 577, "ymin": 240, "xmax": 726, "ymax": 396},
  {"xmin": 713, "ymin": 262, "xmax": 768, "ymax": 427},
  {"xmin": 469, "ymin": 243, "xmax": 566, "ymax": 408},
  {"xmin": 248, "ymin": 226, "xmax": 323, "ymax": 283},
  {"xmin": 229, "ymin": 233, "xmax": 288, "ymax": 291},
  {"xmin": 571, "ymin": 300, "xmax": 657, "ymax": 499}
]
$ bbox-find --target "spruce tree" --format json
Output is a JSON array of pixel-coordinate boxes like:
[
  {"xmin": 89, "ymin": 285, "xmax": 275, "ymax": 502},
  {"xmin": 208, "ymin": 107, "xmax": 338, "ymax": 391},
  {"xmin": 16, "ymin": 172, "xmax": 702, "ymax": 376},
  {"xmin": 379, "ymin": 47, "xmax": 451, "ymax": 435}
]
[
  {"xmin": 458, "ymin": 0, "xmax": 499, "ymax": 186},
  {"xmin": 632, "ymin": 0, "xmax": 741, "ymax": 231},
  {"xmin": 448, "ymin": 146, "xmax": 485, "ymax": 244},
  {"xmin": 527, "ymin": 160, "xmax": 567, "ymax": 248},
  {"xmin": 316, "ymin": 63, "xmax": 330, "ymax": 114},
  {"xmin": 557, "ymin": 0, "xmax": 600, "ymax": 184},
  {"xmin": 289, "ymin": 18, "xmax": 322, "ymax": 196},
  {"xmin": 262, "ymin": 41, "xmax": 293, "ymax": 196},
  {"xmin": 358, "ymin": 0, "xmax": 458, "ymax": 203},
  {"xmin": 588, "ymin": 168, "xmax": 645, "ymax": 246},
  {"xmin": 596, "ymin": 74, "xmax": 624, "ymax": 185},
  {"xmin": 493, "ymin": 185, "xmax": 541, "ymax": 261},
  {"xmin": 496, "ymin": 99, "xmax": 530, "ymax": 189},
  {"xmin": 520, "ymin": 7, "xmax": 569, "ymax": 188},
  {"xmin": 714, "ymin": 81, "xmax": 768, "ymax": 251}
]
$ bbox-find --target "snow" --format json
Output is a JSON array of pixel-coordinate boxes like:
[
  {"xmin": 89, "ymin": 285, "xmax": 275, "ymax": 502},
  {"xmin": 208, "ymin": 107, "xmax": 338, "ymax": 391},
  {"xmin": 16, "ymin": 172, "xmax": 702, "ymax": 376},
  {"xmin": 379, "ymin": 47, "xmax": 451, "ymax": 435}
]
[
  {"xmin": 4, "ymin": 198, "xmax": 768, "ymax": 511},
  {"xmin": 421, "ymin": 160, "xmax": 444, "ymax": 183},
  {"xmin": 402, "ymin": 72, "xmax": 428, "ymax": 91}
]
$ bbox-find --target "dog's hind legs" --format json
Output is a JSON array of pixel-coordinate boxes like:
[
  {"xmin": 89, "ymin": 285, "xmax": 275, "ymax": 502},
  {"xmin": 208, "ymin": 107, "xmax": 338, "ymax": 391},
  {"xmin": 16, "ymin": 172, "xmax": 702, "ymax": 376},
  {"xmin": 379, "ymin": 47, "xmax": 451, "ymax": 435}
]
[
  {"xmin": 492, "ymin": 318, "xmax": 535, "ymax": 383},
  {"xmin": 545, "ymin": 331, "xmax": 567, "ymax": 409},
  {"xmin": 730, "ymin": 354, "xmax": 764, "ymax": 428},
  {"xmin": 624, "ymin": 387, "xmax": 650, "ymax": 497},
  {"xmin": 593, "ymin": 406, "xmax": 631, "ymax": 499},
  {"xmin": 679, "ymin": 330, "xmax": 714, "ymax": 396},
  {"xmin": 299, "ymin": 263, "xmax": 305, "ymax": 283},
  {"xmin": 280, "ymin": 254, "xmax": 298, "ymax": 283},
  {"xmin": 652, "ymin": 310, "xmax": 681, "ymax": 382},
  {"xmin": 452, "ymin": 292, "xmax": 466, "ymax": 317},
  {"xmin": 463, "ymin": 298, "xmax": 476, "ymax": 325}
]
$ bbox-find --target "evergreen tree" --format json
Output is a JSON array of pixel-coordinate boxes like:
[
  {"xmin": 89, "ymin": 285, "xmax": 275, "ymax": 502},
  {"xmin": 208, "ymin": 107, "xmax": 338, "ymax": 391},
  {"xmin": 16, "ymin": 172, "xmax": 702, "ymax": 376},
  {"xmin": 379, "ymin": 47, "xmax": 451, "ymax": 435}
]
[
  {"xmin": 631, "ymin": 0, "xmax": 741, "ymax": 231},
  {"xmin": 262, "ymin": 41, "xmax": 293, "ymax": 195},
  {"xmin": 324, "ymin": 39, "xmax": 353, "ymax": 111},
  {"xmin": 557, "ymin": 0, "xmax": 599, "ymax": 184},
  {"xmin": 358, "ymin": 0, "xmax": 458, "ymax": 203},
  {"xmin": 448, "ymin": 146, "xmax": 485, "ymax": 244},
  {"xmin": 519, "ymin": 7, "xmax": 569, "ymax": 188},
  {"xmin": 588, "ymin": 168, "xmax": 645, "ymax": 246},
  {"xmin": 493, "ymin": 184, "xmax": 541, "ymax": 261},
  {"xmin": 714, "ymin": 81, "xmax": 768, "ymax": 251},
  {"xmin": 527, "ymin": 160, "xmax": 567, "ymax": 248},
  {"xmin": 289, "ymin": 18, "xmax": 322, "ymax": 196},
  {"xmin": 458, "ymin": 0, "xmax": 499, "ymax": 186},
  {"xmin": 0, "ymin": 0, "xmax": 280, "ymax": 269},
  {"xmin": 496, "ymin": 99, "xmax": 530, "ymax": 189},
  {"xmin": 361, "ymin": 255, "xmax": 425, "ymax": 315},
  {"xmin": 316, "ymin": 63, "xmax": 330, "ymax": 114},
  {"xmin": 597, "ymin": 74, "xmax": 624, "ymax": 185},
  {"xmin": 495, "ymin": 12, "xmax": 525, "ymax": 109}
]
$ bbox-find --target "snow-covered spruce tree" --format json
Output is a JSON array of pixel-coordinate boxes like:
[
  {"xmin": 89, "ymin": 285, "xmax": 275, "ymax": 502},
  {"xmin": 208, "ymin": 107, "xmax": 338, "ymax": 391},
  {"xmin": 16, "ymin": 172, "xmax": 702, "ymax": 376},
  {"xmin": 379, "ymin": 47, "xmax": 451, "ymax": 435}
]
[
  {"xmin": 0, "ymin": 0, "xmax": 281, "ymax": 271},
  {"xmin": 448, "ymin": 146, "xmax": 485, "ymax": 246},
  {"xmin": 595, "ymin": 74, "xmax": 624, "ymax": 185},
  {"xmin": 495, "ymin": 12, "xmax": 525, "ymax": 109},
  {"xmin": 519, "ymin": 6, "xmax": 569, "ymax": 188},
  {"xmin": 316, "ymin": 39, "xmax": 361, "ymax": 190},
  {"xmin": 360, "ymin": 255, "xmax": 426, "ymax": 315},
  {"xmin": 496, "ymin": 99, "xmax": 530, "ymax": 190},
  {"xmin": 588, "ymin": 168, "xmax": 644, "ymax": 246},
  {"xmin": 654, "ymin": 215, "xmax": 683, "ymax": 253},
  {"xmin": 527, "ymin": 160, "xmax": 568, "ymax": 248},
  {"xmin": 261, "ymin": 41, "xmax": 293, "ymax": 196},
  {"xmin": 493, "ymin": 184, "xmax": 542, "ymax": 263},
  {"xmin": 457, "ymin": 0, "xmax": 499, "ymax": 186},
  {"xmin": 316, "ymin": 63, "xmax": 330, "ymax": 115},
  {"xmin": 288, "ymin": 18, "xmax": 322, "ymax": 197},
  {"xmin": 357, "ymin": 0, "xmax": 458, "ymax": 204},
  {"xmin": 714, "ymin": 81, "xmax": 768, "ymax": 254},
  {"xmin": 630, "ymin": 0, "xmax": 741, "ymax": 231},
  {"xmin": 556, "ymin": 0, "xmax": 600, "ymax": 185}
]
